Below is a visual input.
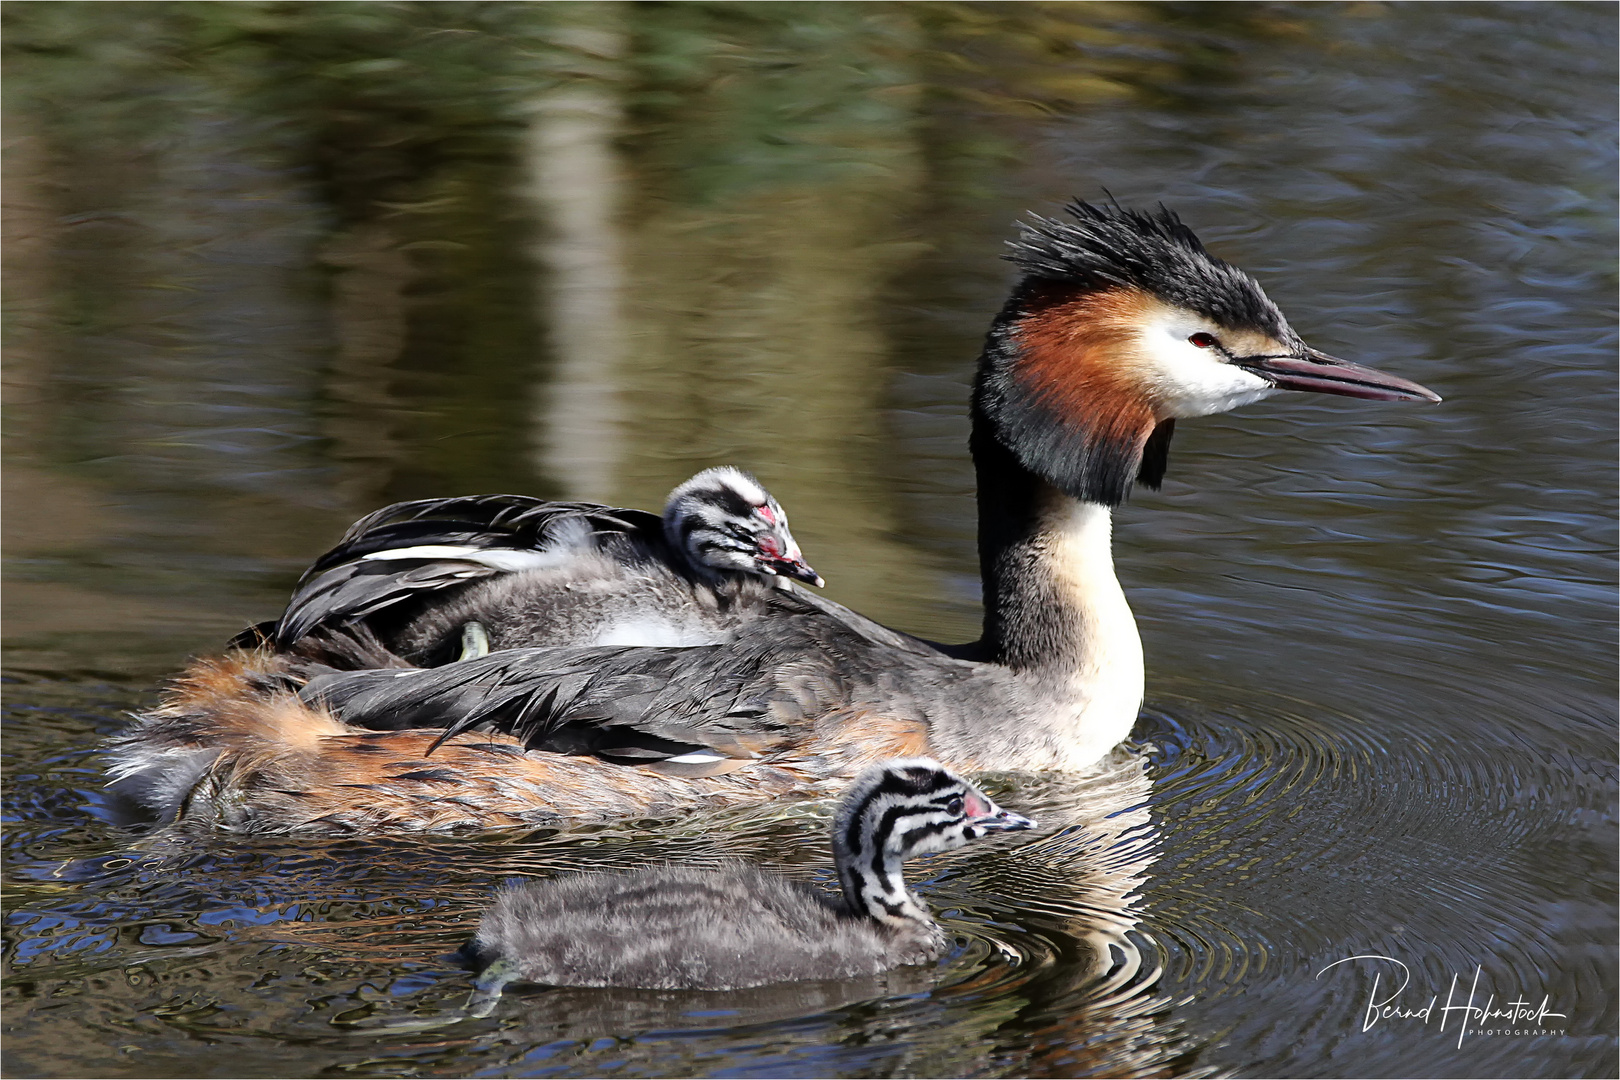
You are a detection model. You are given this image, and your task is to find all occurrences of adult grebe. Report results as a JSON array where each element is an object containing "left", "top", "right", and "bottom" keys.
[{"left": 106, "top": 201, "right": 1438, "bottom": 833}]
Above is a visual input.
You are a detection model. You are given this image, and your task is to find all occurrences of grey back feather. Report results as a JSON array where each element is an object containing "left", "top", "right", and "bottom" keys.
[
  {"left": 265, "top": 471, "right": 813, "bottom": 667},
  {"left": 467, "top": 864, "right": 939, "bottom": 991}
]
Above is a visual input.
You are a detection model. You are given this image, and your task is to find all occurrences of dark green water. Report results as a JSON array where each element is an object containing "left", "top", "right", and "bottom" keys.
[{"left": 3, "top": 3, "right": 1614, "bottom": 1077}]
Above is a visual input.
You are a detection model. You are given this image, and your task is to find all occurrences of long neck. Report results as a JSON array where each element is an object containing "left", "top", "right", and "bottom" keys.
[
  {"left": 835, "top": 835, "right": 929, "bottom": 929},
  {"left": 966, "top": 421, "right": 1144, "bottom": 755}
]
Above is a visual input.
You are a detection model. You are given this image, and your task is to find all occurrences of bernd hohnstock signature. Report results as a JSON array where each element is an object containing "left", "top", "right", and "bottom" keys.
[{"left": 1316, "top": 954, "right": 1566, "bottom": 1049}]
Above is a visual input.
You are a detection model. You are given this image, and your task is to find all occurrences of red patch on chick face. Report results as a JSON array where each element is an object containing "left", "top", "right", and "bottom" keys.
[{"left": 964, "top": 792, "right": 990, "bottom": 819}]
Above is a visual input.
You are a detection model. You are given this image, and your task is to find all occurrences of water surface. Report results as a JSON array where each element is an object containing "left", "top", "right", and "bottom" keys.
[{"left": 4, "top": 4, "right": 1614, "bottom": 1077}]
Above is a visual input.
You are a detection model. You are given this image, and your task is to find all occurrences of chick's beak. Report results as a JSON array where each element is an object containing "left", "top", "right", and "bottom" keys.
[
  {"left": 972, "top": 805, "right": 1037, "bottom": 833},
  {"left": 755, "top": 530, "right": 825, "bottom": 588},
  {"left": 1240, "top": 347, "right": 1441, "bottom": 403},
  {"left": 769, "top": 557, "right": 825, "bottom": 588}
]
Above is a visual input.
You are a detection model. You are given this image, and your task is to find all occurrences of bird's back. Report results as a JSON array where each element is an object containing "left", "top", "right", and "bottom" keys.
[
  {"left": 268, "top": 491, "right": 814, "bottom": 666},
  {"left": 465, "top": 864, "right": 944, "bottom": 991},
  {"left": 391, "top": 553, "right": 779, "bottom": 660}
]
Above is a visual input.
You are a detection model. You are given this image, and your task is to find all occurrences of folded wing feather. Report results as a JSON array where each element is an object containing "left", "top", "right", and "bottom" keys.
[{"left": 271, "top": 495, "right": 666, "bottom": 651}]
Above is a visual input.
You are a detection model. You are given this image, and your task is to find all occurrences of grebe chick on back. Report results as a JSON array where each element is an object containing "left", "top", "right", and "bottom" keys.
[
  {"left": 259, "top": 466, "right": 822, "bottom": 667},
  {"left": 458, "top": 760, "right": 1034, "bottom": 992}
]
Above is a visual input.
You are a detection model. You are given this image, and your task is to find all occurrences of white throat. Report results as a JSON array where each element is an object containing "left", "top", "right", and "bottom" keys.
[{"left": 1033, "top": 499, "right": 1145, "bottom": 768}]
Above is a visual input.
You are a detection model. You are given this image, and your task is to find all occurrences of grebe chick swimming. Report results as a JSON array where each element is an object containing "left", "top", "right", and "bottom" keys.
[
  {"left": 458, "top": 760, "right": 1034, "bottom": 992},
  {"left": 107, "top": 200, "right": 1439, "bottom": 833},
  {"left": 255, "top": 466, "right": 822, "bottom": 668}
]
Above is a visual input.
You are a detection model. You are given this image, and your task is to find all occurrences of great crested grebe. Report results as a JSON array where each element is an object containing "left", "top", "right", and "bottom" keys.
[
  {"left": 459, "top": 759, "right": 1034, "bottom": 992},
  {"left": 106, "top": 201, "right": 1438, "bottom": 833},
  {"left": 244, "top": 466, "right": 821, "bottom": 671}
]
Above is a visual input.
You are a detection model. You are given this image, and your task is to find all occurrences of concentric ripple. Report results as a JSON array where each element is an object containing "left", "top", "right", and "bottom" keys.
[{"left": 1115, "top": 686, "right": 1615, "bottom": 1078}]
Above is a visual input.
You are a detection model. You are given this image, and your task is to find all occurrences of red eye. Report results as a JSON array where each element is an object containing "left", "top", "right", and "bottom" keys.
[{"left": 1188, "top": 333, "right": 1219, "bottom": 349}]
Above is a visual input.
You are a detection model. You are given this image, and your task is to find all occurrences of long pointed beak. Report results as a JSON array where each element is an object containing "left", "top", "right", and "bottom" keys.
[
  {"left": 1241, "top": 348, "right": 1441, "bottom": 403},
  {"left": 972, "top": 807, "right": 1037, "bottom": 832}
]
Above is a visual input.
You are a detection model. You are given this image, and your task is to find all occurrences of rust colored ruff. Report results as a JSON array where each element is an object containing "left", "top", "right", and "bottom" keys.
[
  {"left": 131, "top": 652, "right": 952, "bottom": 834},
  {"left": 1012, "top": 285, "right": 1162, "bottom": 460}
]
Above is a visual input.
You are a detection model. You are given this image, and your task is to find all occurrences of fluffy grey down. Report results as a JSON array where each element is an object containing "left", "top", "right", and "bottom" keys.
[{"left": 463, "top": 864, "right": 944, "bottom": 991}]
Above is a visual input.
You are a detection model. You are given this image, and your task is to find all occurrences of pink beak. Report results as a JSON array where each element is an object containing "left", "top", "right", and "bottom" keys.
[{"left": 1239, "top": 348, "right": 1441, "bottom": 403}]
